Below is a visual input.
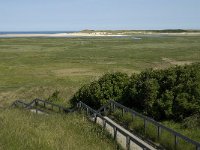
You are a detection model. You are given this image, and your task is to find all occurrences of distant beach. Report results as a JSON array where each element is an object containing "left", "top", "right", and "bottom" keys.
[
  {"left": 0, "top": 31, "right": 128, "bottom": 38},
  {"left": 0, "top": 31, "right": 200, "bottom": 38},
  {"left": 0, "top": 31, "right": 74, "bottom": 38}
]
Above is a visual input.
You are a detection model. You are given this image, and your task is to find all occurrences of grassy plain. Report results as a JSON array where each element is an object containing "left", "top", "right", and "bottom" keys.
[
  {"left": 0, "top": 36, "right": 200, "bottom": 106},
  {"left": 0, "top": 35, "right": 200, "bottom": 149}
]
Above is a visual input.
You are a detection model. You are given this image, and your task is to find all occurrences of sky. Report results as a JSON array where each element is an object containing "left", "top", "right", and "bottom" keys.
[{"left": 0, "top": 0, "right": 200, "bottom": 31}]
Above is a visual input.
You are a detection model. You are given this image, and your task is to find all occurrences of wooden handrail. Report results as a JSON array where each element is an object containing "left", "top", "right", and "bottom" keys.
[
  {"left": 107, "top": 100, "right": 200, "bottom": 149},
  {"left": 11, "top": 99, "right": 200, "bottom": 149},
  {"left": 78, "top": 101, "right": 153, "bottom": 150},
  {"left": 12, "top": 98, "right": 74, "bottom": 113}
]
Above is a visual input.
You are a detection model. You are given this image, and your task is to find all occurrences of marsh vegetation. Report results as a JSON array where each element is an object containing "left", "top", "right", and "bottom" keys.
[{"left": 0, "top": 36, "right": 200, "bottom": 149}]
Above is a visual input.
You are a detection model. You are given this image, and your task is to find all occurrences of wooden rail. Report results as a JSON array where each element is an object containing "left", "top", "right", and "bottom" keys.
[
  {"left": 77, "top": 101, "right": 153, "bottom": 150},
  {"left": 12, "top": 100, "right": 35, "bottom": 108},
  {"left": 34, "top": 98, "right": 73, "bottom": 113},
  {"left": 12, "top": 98, "right": 73, "bottom": 114},
  {"left": 105, "top": 100, "right": 200, "bottom": 150},
  {"left": 12, "top": 99, "right": 200, "bottom": 150}
]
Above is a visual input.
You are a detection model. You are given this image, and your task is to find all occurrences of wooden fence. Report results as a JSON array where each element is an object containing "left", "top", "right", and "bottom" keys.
[
  {"left": 103, "top": 100, "right": 200, "bottom": 150},
  {"left": 12, "top": 99, "right": 200, "bottom": 150},
  {"left": 12, "top": 98, "right": 73, "bottom": 114},
  {"left": 77, "top": 101, "right": 153, "bottom": 150}
]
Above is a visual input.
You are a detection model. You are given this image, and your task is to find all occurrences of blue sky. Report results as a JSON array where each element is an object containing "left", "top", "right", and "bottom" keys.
[{"left": 0, "top": 0, "right": 200, "bottom": 31}]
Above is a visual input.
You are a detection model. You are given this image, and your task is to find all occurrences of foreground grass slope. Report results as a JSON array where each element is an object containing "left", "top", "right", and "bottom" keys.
[{"left": 0, "top": 109, "right": 118, "bottom": 150}]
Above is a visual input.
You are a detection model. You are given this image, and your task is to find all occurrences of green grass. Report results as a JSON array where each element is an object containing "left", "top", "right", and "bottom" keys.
[
  {"left": 1, "top": 36, "right": 200, "bottom": 107},
  {"left": 0, "top": 108, "right": 119, "bottom": 150},
  {"left": 0, "top": 36, "right": 200, "bottom": 149}
]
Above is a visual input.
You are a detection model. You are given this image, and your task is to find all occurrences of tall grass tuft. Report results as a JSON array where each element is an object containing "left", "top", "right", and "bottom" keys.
[{"left": 0, "top": 108, "right": 119, "bottom": 150}]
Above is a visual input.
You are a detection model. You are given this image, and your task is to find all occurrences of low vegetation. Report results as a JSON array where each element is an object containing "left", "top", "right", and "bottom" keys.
[
  {"left": 1, "top": 36, "right": 200, "bottom": 107},
  {"left": 71, "top": 72, "right": 129, "bottom": 109},
  {"left": 0, "top": 109, "right": 119, "bottom": 150},
  {"left": 0, "top": 36, "right": 200, "bottom": 149},
  {"left": 71, "top": 63, "right": 200, "bottom": 148},
  {"left": 72, "top": 63, "right": 200, "bottom": 122}
]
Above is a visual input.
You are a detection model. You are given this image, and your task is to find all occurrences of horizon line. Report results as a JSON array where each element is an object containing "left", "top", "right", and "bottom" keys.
[{"left": 1, "top": 29, "right": 200, "bottom": 32}]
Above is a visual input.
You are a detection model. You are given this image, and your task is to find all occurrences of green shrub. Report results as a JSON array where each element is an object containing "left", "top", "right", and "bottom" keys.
[
  {"left": 70, "top": 81, "right": 102, "bottom": 108},
  {"left": 126, "top": 63, "right": 200, "bottom": 120},
  {"left": 70, "top": 72, "right": 129, "bottom": 109},
  {"left": 71, "top": 63, "right": 200, "bottom": 121},
  {"left": 182, "top": 113, "right": 200, "bottom": 128},
  {"left": 124, "top": 70, "right": 160, "bottom": 116},
  {"left": 47, "top": 90, "right": 61, "bottom": 102}
]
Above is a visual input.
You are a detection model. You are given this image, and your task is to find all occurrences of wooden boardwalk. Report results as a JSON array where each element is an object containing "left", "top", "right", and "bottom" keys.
[
  {"left": 96, "top": 116, "right": 157, "bottom": 150},
  {"left": 12, "top": 99, "right": 200, "bottom": 150}
]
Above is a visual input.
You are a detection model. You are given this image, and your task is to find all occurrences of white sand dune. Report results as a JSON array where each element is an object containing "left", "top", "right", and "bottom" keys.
[
  {"left": 0, "top": 32, "right": 128, "bottom": 38},
  {"left": 1, "top": 31, "right": 200, "bottom": 38}
]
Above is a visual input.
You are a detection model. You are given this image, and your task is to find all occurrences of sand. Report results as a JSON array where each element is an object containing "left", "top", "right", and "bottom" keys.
[
  {"left": 0, "top": 32, "right": 128, "bottom": 38},
  {"left": 1, "top": 31, "right": 200, "bottom": 38}
]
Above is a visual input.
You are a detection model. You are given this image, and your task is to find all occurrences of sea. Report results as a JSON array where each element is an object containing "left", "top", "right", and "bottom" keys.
[{"left": 0, "top": 31, "right": 77, "bottom": 35}]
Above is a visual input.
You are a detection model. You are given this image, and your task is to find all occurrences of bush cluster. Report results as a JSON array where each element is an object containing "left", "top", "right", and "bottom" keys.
[
  {"left": 71, "top": 72, "right": 129, "bottom": 109},
  {"left": 125, "top": 63, "right": 200, "bottom": 120},
  {"left": 71, "top": 63, "right": 200, "bottom": 121}
]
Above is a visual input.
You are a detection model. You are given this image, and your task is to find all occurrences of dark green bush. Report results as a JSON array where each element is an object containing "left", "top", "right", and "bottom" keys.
[
  {"left": 126, "top": 63, "right": 200, "bottom": 120},
  {"left": 71, "top": 63, "right": 200, "bottom": 121},
  {"left": 123, "top": 70, "right": 160, "bottom": 116},
  {"left": 70, "top": 72, "right": 129, "bottom": 109}
]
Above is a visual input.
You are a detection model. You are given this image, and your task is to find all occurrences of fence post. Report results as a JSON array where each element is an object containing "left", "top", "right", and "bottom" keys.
[
  {"left": 104, "top": 107, "right": 106, "bottom": 115},
  {"left": 94, "top": 113, "right": 97, "bottom": 123},
  {"left": 157, "top": 126, "right": 161, "bottom": 140},
  {"left": 174, "top": 135, "right": 178, "bottom": 150},
  {"left": 35, "top": 99, "right": 38, "bottom": 107},
  {"left": 113, "top": 103, "right": 116, "bottom": 111},
  {"left": 103, "top": 120, "right": 106, "bottom": 129},
  {"left": 13, "top": 102, "right": 16, "bottom": 107},
  {"left": 77, "top": 103, "right": 80, "bottom": 111},
  {"left": 196, "top": 146, "right": 200, "bottom": 150},
  {"left": 113, "top": 127, "right": 117, "bottom": 140},
  {"left": 79, "top": 102, "right": 82, "bottom": 110},
  {"left": 122, "top": 108, "right": 124, "bottom": 116},
  {"left": 126, "top": 136, "right": 130, "bottom": 150},
  {"left": 109, "top": 103, "right": 112, "bottom": 113},
  {"left": 144, "top": 119, "right": 147, "bottom": 134},
  {"left": 132, "top": 113, "right": 135, "bottom": 121},
  {"left": 76, "top": 103, "right": 79, "bottom": 108}
]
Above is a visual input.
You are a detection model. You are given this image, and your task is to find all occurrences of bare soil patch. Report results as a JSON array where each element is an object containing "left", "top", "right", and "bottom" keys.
[
  {"left": 53, "top": 68, "right": 99, "bottom": 77},
  {"left": 162, "top": 57, "right": 192, "bottom": 65}
]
